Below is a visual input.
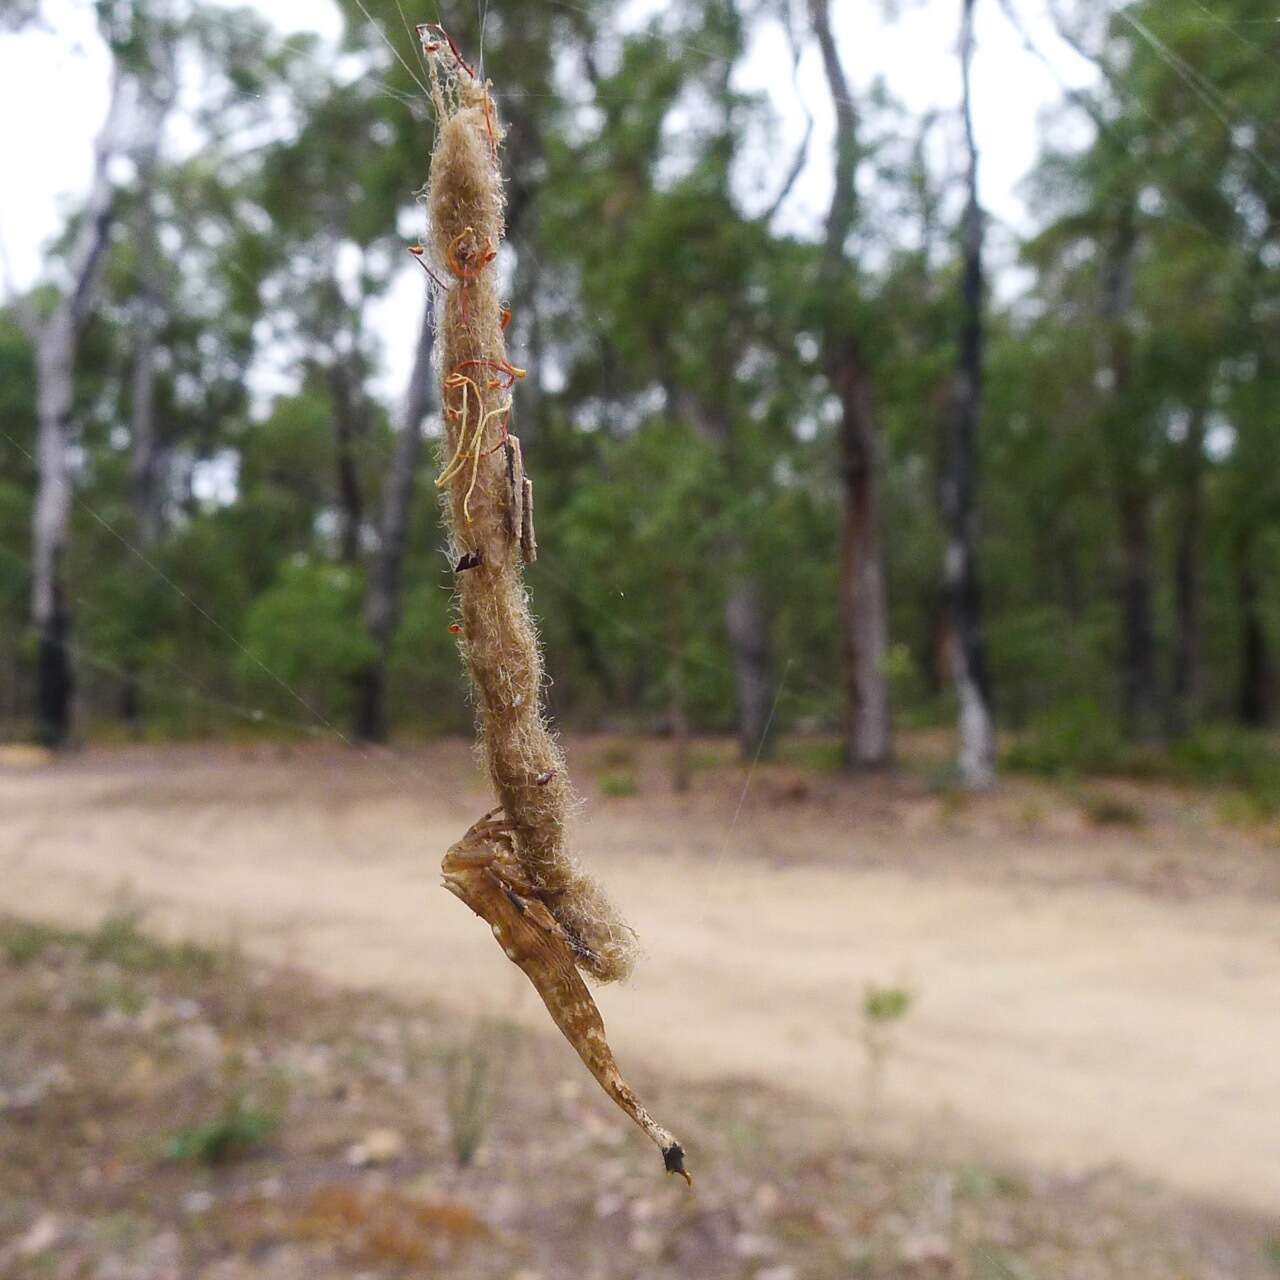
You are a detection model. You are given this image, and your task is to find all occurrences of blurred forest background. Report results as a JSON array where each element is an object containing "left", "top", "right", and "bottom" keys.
[{"left": 3, "top": 0, "right": 1279, "bottom": 794}]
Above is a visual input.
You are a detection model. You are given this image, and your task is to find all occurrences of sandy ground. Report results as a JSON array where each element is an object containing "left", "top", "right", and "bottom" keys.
[{"left": 2, "top": 740, "right": 1278, "bottom": 1218}]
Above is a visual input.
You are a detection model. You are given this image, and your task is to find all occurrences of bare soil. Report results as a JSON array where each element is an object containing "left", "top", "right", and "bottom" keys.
[{"left": 2, "top": 737, "right": 1278, "bottom": 1234}]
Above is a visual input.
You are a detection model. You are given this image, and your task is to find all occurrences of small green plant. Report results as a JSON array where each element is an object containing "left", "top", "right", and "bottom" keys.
[
  {"left": 85, "top": 907, "right": 155, "bottom": 967},
  {"left": 1004, "top": 697, "right": 1127, "bottom": 778},
  {"left": 77, "top": 975, "right": 148, "bottom": 1016},
  {"left": 0, "top": 917, "right": 74, "bottom": 966},
  {"left": 686, "top": 746, "right": 725, "bottom": 772},
  {"left": 85, "top": 906, "right": 220, "bottom": 975},
  {"left": 778, "top": 737, "right": 844, "bottom": 772},
  {"left": 1265, "top": 1236, "right": 1280, "bottom": 1269},
  {"left": 864, "top": 983, "right": 913, "bottom": 1026},
  {"left": 442, "top": 1018, "right": 518, "bottom": 1167},
  {"left": 598, "top": 769, "right": 638, "bottom": 798},
  {"left": 165, "top": 1092, "right": 278, "bottom": 1165},
  {"left": 860, "top": 981, "right": 915, "bottom": 1120}
]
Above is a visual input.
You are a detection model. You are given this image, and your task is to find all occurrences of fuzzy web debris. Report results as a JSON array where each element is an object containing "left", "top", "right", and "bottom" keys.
[{"left": 420, "top": 22, "right": 638, "bottom": 986}]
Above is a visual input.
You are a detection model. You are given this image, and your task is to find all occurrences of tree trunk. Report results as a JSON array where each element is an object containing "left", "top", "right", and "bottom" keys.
[
  {"left": 668, "top": 575, "right": 690, "bottom": 793},
  {"left": 1118, "top": 486, "right": 1159, "bottom": 738},
  {"left": 1101, "top": 205, "right": 1159, "bottom": 740},
  {"left": 31, "top": 340, "right": 74, "bottom": 748},
  {"left": 832, "top": 336, "right": 892, "bottom": 766},
  {"left": 1237, "top": 550, "right": 1270, "bottom": 727},
  {"left": 811, "top": 0, "right": 892, "bottom": 769},
  {"left": 27, "top": 70, "right": 128, "bottom": 747},
  {"left": 353, "top": 298, "right": 434, "bottom": 741},
  {"left": 129, "top": 204, "right": 163, "bottom": 548},
  {"left": 122, "top": 126, "right": 170, "bottom": 735},
  {"left": 1169, "top": 407, "right": 1205, "bottom": 734},
  {"left": 724, "top": 576, "right": 774, "bottom": 758},
  {"left": 940, "top": 0, "right": 995, "bottom": 788},
  {"left": 674, "top": 385, "right": 776, "bottom": 760},
  {"left": 329, "top": 358, "right": 366, "bottom": 566}
]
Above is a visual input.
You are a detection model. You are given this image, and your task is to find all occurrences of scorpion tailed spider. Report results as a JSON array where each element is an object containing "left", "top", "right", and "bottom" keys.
[{"left": 441, "top": 809, "right": 691, "bottom": 1184}]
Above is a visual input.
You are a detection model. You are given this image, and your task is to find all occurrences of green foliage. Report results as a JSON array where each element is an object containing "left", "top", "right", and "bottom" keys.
[
  {"left": 863, "top": 983, "right": 914, "bottom": 1026},
  {"left": 1004, "top": 699, "right": 1129, "bottom": 778},
  {"left": 597, "top": 769, "right": 638, "bottom": 798},
  {"left": 778, "top": 737, "right": 845, "bottom": 772},
  {"left": 76, "top": 975, "right": 148, "bottom": 1016},
  {"left": 442, "top": 1019, "right": 518, "bottom": 1168},
  {"left": 84, "top": 907, "right": 219, "bottom": 974},
  {"left": 1167, "top": 730, "right": 1280, "bottom": 818},
  {"left": 0, "top": 917, "right": 77, "bottom": 966},
  {"left": 0, "top": 909, "right": 219, "bottom": 974},
  {"left": 5, "top": 0, "right": 1280, "bottom": 769},
  {"left": 164, "top": 1093, "right": 278, "bottom": 1165},
  {"left": 238, "top": 561, "right": 376, "bottom": 722}
]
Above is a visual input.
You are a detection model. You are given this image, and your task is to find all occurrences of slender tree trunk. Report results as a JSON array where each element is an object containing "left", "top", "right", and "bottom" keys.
[
  {"left": 1170, "top": 407, "right": 1205, "bottom": 734},
  {"left": 26, "top": 71, "right": 128, "bottom": 747},
  {"left": 1237, "top": 548, "right": 1270, "bottom": 727},
  {"left": 1118, "top": 484, "right": 1158, "bottom": 737},
  {"left": 940, "top": 0, "right": 995, "bottom": 788},
  {"left": 668, "top": 573, "right": 690, "bottom": 793},
  {"left": 811, "top": 0, "right": 892, "bottom": 769},
  {"left": 122, "top": 126, "right": 170, "bottom": 735},
  {"left": 831, "top": 336, "right": 892, "bottom": 766},
  {"left": 724, "top": 576, "right": 774, "bottom": 758},
  {"left": 1055, "top": 513, "right": 1084, "bottom": 625},
  {"left": 1101, "top": 205, "right": 1159, "bottom": 740},
  {"left": 129, "top": 215, "right": 163, "bottom": 547},
  {"left": 353, "top": 298, "right": 434, "bottom": 741},
  {"left": 32, "top": 329, "right": 75, "bottom": 748},
  {"left": 329, "top": 358, "right": 366, "bottom": 566},
  {"left": 674, "top": 385, "right": 776, "bottom": 760}
]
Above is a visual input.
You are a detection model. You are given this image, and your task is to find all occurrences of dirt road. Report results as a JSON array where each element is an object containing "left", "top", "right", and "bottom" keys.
[{"left": 2, "top": 742, "right": 1277, "bottom": 1216}]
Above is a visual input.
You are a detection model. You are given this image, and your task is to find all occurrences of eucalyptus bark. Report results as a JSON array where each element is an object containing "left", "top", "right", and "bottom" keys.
[
  {"left": 328, "top": 355, "right": 367, "bottom": 566},
  {"left": 1170, "top": 407, "right": 1205, "bottom": 733},
  {"left": 128, "top": 187, "right": 163, "bottom": 551},
  {"left": 121, "top": 108, "right": 171, "bottom": 733},
  {"left": 27, "top": 71, "right": 129, "bottom": 747},
  {"left": 940, "top": 0, "right": 995, "bottom": 788},
  {"left": 668, "top": 572, "right": 691, "bottom": 793},
  {"left": 1102, "top": 207, "right": 1159, "bottom": 740},
  {"left": 353, "top": 298, "right": 434, "bottom": 741},
  {"left": 724, "top": 575, "right": 774, "bottom": 759},
  {"left": 811, "top": 0, "right": 892, "bottom": 768},
  {"left": 1237, "top": 548, "right": 1270, "bottom": 727},
  {"left": 679, "top": 389, "right": 776, "bottom": 760}
]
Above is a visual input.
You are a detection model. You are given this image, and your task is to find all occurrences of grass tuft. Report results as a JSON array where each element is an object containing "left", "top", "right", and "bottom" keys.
[
  {"left": 598, "top": 768, "right": 638, "bottom": 797},
  {"left": 164, "top": 1092, "right": 278, "bottom": 1165},
  {"left": 0, "top": 917, "right": 76, "bottom": 966}
]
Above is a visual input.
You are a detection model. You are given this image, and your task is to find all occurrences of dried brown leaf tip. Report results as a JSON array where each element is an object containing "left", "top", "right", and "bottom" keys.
[{"left": 441, "top": 811, "right": 691, "bottom": 1185}]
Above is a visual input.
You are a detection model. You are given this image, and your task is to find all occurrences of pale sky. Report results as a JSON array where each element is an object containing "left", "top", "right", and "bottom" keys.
[{"left": 0, "top": 0, "right": 1096, "bottom": 403}]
